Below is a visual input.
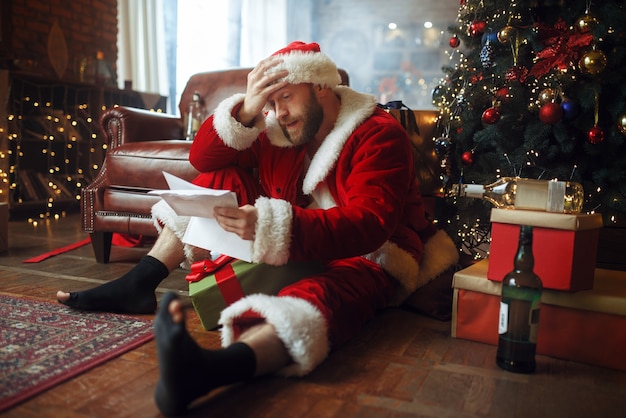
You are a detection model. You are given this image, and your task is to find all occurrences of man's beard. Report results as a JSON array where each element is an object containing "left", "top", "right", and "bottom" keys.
[{"left": 280, "top": 88, "right": 324, "bottom": 146}]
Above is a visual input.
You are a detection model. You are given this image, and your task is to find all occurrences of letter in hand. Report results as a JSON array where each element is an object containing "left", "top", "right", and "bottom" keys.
[{"left": 237, "top": 58, "right": 289, "bottom": 127}]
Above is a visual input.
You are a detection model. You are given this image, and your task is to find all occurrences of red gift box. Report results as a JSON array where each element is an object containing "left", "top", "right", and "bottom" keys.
[
  {"left": 452, "top": 260, "right": 626, "bottom": 371},
  {"left": 488, "top": 209, "right": 603, "bottom": 291}
]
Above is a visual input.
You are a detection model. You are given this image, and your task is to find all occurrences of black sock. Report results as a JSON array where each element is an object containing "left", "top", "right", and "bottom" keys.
[
  {"left": 154, "top": 292, "right": 257, "bottom": 416},
  {"left": 59, "top": 255, "right": 169, "bottom": 314}
]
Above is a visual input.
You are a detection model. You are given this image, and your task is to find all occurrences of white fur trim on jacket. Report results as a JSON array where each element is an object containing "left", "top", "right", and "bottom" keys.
[
  {"left": 307, "top": 87, "right": 376, "bottom": 194},
  {"left": 219, "top": 294, "right": 329, "bottom": 377},
  {"left": 386, "top": 230, "right": 459, "bottom": 304},
  {"left": 151, "top": 200, "right": 210, "bottom": 266},
  {"left": 213, "top": 93, "right": 266, "bottom": 150},
  {"left": 252, "top": 196, "right": 292, "bottom": 265}
]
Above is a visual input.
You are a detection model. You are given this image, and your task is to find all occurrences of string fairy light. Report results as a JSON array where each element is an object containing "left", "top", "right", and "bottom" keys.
[{"left": 4, "top": 77, "right": 165, "bottom": 220}]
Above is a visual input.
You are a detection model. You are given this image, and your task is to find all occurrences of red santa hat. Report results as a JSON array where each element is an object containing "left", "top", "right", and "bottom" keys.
[{"left": 269, "top": 41, "right": 341, "bottom": 87}]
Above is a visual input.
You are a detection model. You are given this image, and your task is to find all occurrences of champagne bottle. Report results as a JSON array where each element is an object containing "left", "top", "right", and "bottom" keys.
[
  {"left": 185, "top": 91, "right": 203, "bottom": 141},
  {"left": 496, "top": 225, "right": 543, "bottom": 373},
  {"left": 451, "top": 177, "right": 584, "bottom": 213}
]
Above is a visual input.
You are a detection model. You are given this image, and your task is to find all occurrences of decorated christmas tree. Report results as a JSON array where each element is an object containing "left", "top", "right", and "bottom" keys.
[{"left": 432, "top": 0, "right": 626, "bottom": 257}]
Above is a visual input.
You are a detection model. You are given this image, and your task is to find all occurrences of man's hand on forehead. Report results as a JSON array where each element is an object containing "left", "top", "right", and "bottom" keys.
[{"left": 237, "top": 58, "right": 289, "bottom": 126}]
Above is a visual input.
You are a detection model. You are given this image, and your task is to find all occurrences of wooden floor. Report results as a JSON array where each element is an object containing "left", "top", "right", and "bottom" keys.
[{"left": 1, "top": 211, "right": 625, "bottom": 418}]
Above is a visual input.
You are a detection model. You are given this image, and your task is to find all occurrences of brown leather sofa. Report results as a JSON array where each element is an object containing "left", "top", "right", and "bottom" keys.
[{"left": 82, "top": 68, "right": 441, "bottom": 263}]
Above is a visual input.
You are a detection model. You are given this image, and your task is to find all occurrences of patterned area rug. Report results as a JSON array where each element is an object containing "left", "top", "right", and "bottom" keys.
[{"left": 0, "top": 294, "right": 155, "bottom": 412}]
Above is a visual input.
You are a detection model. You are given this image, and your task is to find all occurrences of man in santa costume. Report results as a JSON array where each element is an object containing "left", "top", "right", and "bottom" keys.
[{"left": 57, "top": 41, "right": 458, "bottom": 415}]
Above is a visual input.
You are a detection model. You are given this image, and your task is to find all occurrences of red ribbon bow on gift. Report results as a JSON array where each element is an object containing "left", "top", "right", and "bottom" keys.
[
  {"left": 186, "top": 254, "right": 234, "bottom": 283},
  {"left": 186, "top": 254, "right": 246, "bottom": 306}
]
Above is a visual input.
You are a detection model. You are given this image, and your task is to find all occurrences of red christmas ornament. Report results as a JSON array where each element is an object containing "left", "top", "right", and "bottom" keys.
[
  {"left": 495, "top": 86, "right": 510, "bottom": 100},
  {"left": 587, "top": 126, "right": 605, "bottom": 144},
  {"left": 469, "top": 20, "right": 487, "bottom": 37},
  {"left": 482, "top": 107, "right": 501, "bottom": 124},
  {"left": 506, "top": 65, "right": 529, "bottom": 83},
  {"left": 539, "top": 102, "right": 563, "bottom": 124},
  {"left": 461, "top": 151, "right": 474, "bottom": 166},
  {"left": 449, "top": 36, "right": 460, "bottom": 48}
]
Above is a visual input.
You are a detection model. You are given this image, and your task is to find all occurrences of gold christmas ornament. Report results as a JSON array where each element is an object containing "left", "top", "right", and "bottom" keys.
[
  {"left": 576, "top": 14, "right": 599, "bottom": 33},
  {"left": 497, "top": 26, "right": 516, "bottom": 44},
  {"left": 579, "top": 49, "right": 607, "bottom": 75},
  {"left": 538, "top": 88, "right": 556, "bottom": 105},
  {"left": 618, "top": 113, "right": 626, "bottom": 135}
]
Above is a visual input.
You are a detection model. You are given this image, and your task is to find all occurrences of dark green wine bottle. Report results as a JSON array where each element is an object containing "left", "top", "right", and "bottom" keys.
[{"left": 496, "top": 225, "right": 543, "bottom": 373}]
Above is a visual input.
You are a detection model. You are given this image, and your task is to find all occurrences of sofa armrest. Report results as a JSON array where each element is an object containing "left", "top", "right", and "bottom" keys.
[{"left": 100, "top": 106, "right": 184, "bottom": 149}]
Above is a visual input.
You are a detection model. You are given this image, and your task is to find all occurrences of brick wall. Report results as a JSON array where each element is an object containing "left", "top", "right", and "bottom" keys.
[{"left": 7, "top": 0, "right": 118, "bottom": 82}]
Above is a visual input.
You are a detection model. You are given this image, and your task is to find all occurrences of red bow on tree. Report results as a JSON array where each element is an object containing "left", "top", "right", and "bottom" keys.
[{"left": 530, "top": 18, "right": 594, "bottom": 79}]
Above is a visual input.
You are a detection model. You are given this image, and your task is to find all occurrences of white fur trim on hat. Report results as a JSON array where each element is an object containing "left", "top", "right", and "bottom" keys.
[
  {"left": 252, "top": 196, "right": 293, "bottom": 265},
  {"left": 219, "top": 294, "right": 329, "bottom": 377},
  {"left": 271, "top": 50, "right": 341, "bottom": 88}
]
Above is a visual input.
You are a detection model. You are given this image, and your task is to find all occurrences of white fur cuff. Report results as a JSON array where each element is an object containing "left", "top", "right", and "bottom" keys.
[
  {"left": 252, "top": 197, "right": 292, "bottom": 265},
  {"left": 213, "top": 93, "right": 266, "bottom": 150},
  {"left": 151, "top": 199, "right": 190, "bottom": 237},
  {"left": 219, "top": 294, "right": 329, "bottom": 377}
]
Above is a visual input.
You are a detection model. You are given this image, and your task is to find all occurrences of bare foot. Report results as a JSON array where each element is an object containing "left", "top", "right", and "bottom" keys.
[{"left": 167, "top": 297, "right": 184, "bottom": 323}]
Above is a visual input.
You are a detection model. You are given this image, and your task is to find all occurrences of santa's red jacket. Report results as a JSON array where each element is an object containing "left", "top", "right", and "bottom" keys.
[{"left": 188, "top": 86, "right": 458, "bottom": 301}]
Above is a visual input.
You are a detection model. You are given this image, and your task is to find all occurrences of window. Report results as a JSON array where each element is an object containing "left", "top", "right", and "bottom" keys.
[
  {"left": 120, "top": 0, "right": 458, "bottom": 113},
  {"left": 174, "top": 1, "right": 232, "bottom": 112}
]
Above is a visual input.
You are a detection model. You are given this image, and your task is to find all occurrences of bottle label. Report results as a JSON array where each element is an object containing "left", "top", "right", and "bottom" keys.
[
  {"left": 498, "top": 301, "right": 509, "bottom": 334},
  {"left": 515, "top": 180, "right": 566, "bottom": 212},
  {"left": 463, "top": 184, "right": 486, "bottom": 198},
  {"left": 515, "top": 180, "right": 549, "bottom": 210},
  {"left": 546, "top": 181, "right": 566, "bottom": 212}
]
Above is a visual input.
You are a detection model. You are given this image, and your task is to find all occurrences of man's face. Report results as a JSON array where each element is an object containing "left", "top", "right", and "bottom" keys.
[{"left": 268, "top": 84, "right": 324, "bottom": 147}]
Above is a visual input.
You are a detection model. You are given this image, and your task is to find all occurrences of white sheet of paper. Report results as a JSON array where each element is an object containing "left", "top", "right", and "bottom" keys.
[
  {"left": 150, "top": 172, "right": 253, "bottom": 261},
  {"left": 163, "top": 171, "right": 205, "bottom": 191},
  {"left": 149, "top": 188, "right": 237, "bottom": 219},
  {"left": 183, "top": 217, "right": 252, "bottom": 262},
  {"left": 149, "top": 172, "right": 238, "bottom": 218}
]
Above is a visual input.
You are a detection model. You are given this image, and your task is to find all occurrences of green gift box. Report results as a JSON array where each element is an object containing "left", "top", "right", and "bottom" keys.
[{"left": 189, "top": 259, "right": 325, "bottom": 330}]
